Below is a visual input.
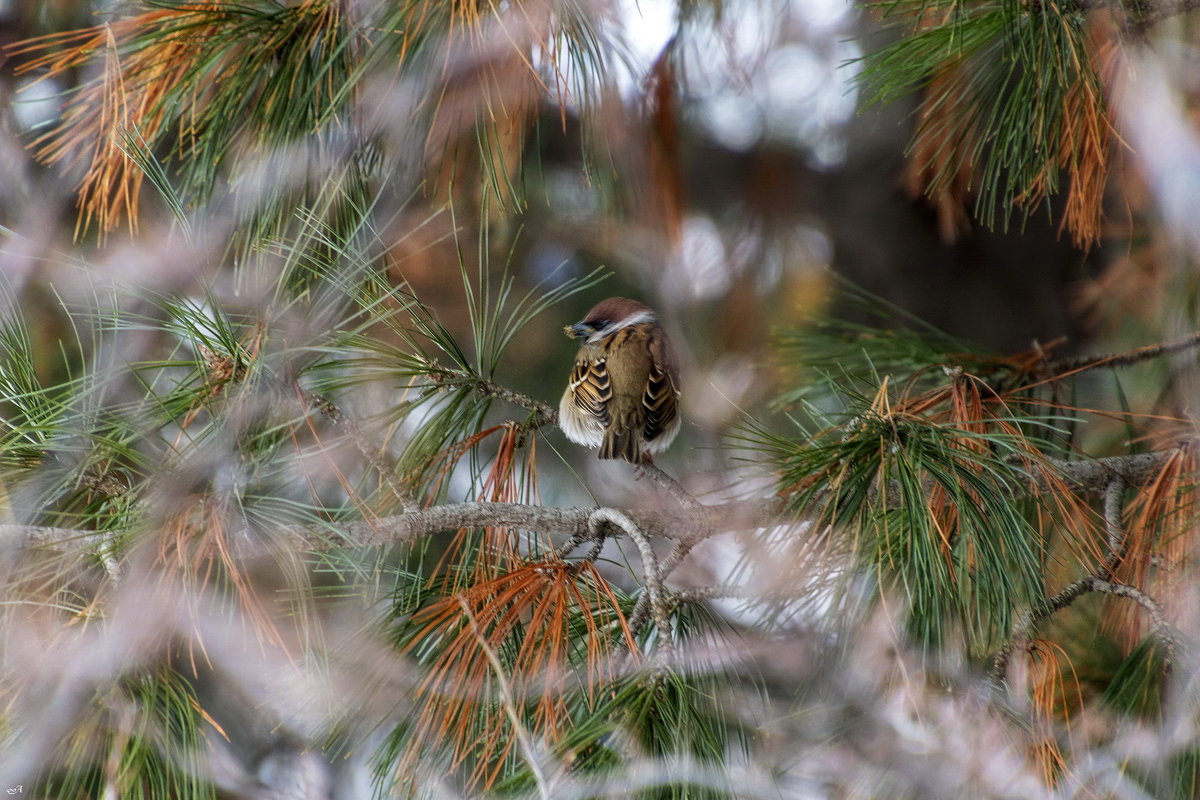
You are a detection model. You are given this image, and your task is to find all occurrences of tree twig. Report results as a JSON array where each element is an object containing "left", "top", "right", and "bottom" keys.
[
  {"left": 988, "top": 473, "right": 1183, "bottom": 688},
  {"left": 1099, "top": 476, "right": 1127, "bottom": 579},
  {"left": 624, "top": 527, "right": 715, "bottom": 642},
  {"left": 298, "top": 385, "right": 417, "bottom": 511},
  {"left": 590, "top": 509, "right": 673, "bottom": 666},
  {"left": 990, "top": 573, "right": 1182, "bottom": 688},
  {"left": 550, "top": 529, "right": 591, "bottom": 562},
  {"left": 639, "top": 460, "right": 702, "bottom": 511},
  {"left": 427, "top": 366, "right": 558, "bottom": 430},
  {"left": 4, "top": 449, "right": 1181, "bottom": 560},
  {"left": 1042, "top": 331, "right": 1200, "bottom": 378}
]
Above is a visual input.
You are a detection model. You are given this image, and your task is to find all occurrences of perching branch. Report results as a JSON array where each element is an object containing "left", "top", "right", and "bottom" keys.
[
  {"left": 639, "top": 459, "right": 703, "bottom": 512},
  {"left": 2, "top": 449, "right": 1182, "bottom": 557},
  {"left": 0, "top": 498, "right": 774, "bottom": 554}
]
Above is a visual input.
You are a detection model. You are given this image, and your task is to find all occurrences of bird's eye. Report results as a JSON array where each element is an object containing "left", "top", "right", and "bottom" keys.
[{"left": 593, "top": 319, "right": 610, "bottom": 328}]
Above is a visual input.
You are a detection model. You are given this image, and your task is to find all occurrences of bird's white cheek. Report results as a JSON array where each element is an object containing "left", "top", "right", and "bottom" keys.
[{"left": 558, "top": 390, "right": 604, "bottom": 448}]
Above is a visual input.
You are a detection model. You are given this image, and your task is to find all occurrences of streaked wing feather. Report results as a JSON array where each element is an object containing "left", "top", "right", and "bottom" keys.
[
  {"left": 642, "top": 361, "right": 679, "bottom": 443},
  {"left": 570, "top": 357, "right": 612, "bottom": 427}
]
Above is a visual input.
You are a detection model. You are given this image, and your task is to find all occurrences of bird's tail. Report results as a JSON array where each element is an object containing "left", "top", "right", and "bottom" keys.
[{"left": 600, "top": 429, "right": 642, "bottom": 463}]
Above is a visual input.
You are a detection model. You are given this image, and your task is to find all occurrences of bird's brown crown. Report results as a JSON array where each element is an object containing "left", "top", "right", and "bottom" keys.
[{"left": 581, "top": 297, "right": 654, "bottom": 327}]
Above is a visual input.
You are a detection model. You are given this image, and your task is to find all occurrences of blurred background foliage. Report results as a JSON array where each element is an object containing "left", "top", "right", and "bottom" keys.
[{"left": 0, "top": 0, "right": 1198, "bottom": 797}]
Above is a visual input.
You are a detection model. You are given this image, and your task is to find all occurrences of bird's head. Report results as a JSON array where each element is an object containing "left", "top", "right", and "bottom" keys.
[{"left": 563, "top": 297, "right": 656, "bottom": 344}]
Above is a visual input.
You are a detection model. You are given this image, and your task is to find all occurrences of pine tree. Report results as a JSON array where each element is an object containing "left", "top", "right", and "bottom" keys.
[{"left": 0, "top": 0, "right": 1198, "bottom": 797}]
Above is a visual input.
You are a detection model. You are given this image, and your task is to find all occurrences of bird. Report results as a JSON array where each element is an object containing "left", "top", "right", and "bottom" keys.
[{"left": 558, "top": 297, "right": 681, "bottom": 463}]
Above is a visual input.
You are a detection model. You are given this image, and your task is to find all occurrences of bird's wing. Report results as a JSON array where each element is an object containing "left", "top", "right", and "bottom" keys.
[
  {"left": 568, "top": 356, "right": 612, "bottom": 427},
  {"left": 642, "top": 334, "right": 680, "bottom": 443}
]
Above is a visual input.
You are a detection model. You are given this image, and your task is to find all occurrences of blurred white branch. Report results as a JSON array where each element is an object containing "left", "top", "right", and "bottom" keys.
[{"left": 2, "top": 447, "right": 1182, "bottom": 554}]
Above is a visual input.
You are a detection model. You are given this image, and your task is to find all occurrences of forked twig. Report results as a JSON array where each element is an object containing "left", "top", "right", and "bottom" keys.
[
  {"left": 589, "top": 508, "right": 673, "bottom": 665},
  {"left": 989, "top": 475, "right": 1182, "bottom": 688}
]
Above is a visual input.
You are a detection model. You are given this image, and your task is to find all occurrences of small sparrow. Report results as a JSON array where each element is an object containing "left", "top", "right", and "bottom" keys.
[{"left": 559, "top": 297, "right": 681, "bottom": 463}]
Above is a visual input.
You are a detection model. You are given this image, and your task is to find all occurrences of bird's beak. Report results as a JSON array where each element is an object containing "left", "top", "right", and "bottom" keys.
[{"left": 563, "top": 322, "right": 594, "bottom": 339}]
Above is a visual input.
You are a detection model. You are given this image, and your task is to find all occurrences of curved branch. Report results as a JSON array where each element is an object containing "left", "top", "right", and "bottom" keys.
[
  {"left": 988, "top": 471, "right": 1184, "bottom": 688},
  {"left": 988, "top": 574, "right": 1182, "bottom": 687},
  {"left": 590, "top": 508, "right": 673, "bottom": 665},
  {"left": 1099, "top": 476, "right": 1128, "bottom": 579}
]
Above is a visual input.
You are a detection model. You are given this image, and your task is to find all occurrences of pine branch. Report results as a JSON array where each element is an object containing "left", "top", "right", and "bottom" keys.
[
  {"left": 1027, "top": 0, "right": 1200, "bottom": 26},
  {"left": 4, "top": 449, "right": 1183, "bottom": 553},
  {"left": 1120, "top": 0, "right": 1200, "bottom": 33},
  {"left": 0, "top": 499, "right": 767, "bottom": 554},
  {"left": 457, "top": 596, "right": 558, "bottom": 799},
  {"left": 987, "top": 473, "right": 1185, "bottom": 688},
  {"left": 298, "top": 384, "right": 418, "bottom": 511},
  {"left": 988, "top": 573, "right": 1182, "bottom": 688},
  {"left": 426, "top": 366, "right": 558, "bottom": 429},
  {"left": 322, "top": 498, "right": 772, "bottom": 551},
  {"left": 1041, "top": 331, "right": 1200, "bottom": 378},
  {"left": 1099, "top": 476, "right": 1128, "bottom": 579},
  {"left": 640, "top": 459, "right": 702, "bottom": 511},
  {"left": 624, "top": 519, "right": 718, "bottom": 641},
  {"left": 868, "top": 449, "right": 1173, "bottom": 508},
  {"left": 1024, "top": 449, "right": 1175, "bottom": 494},
  {"left": 589, "top": 508, "right": 674, "bottom": 666}
]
